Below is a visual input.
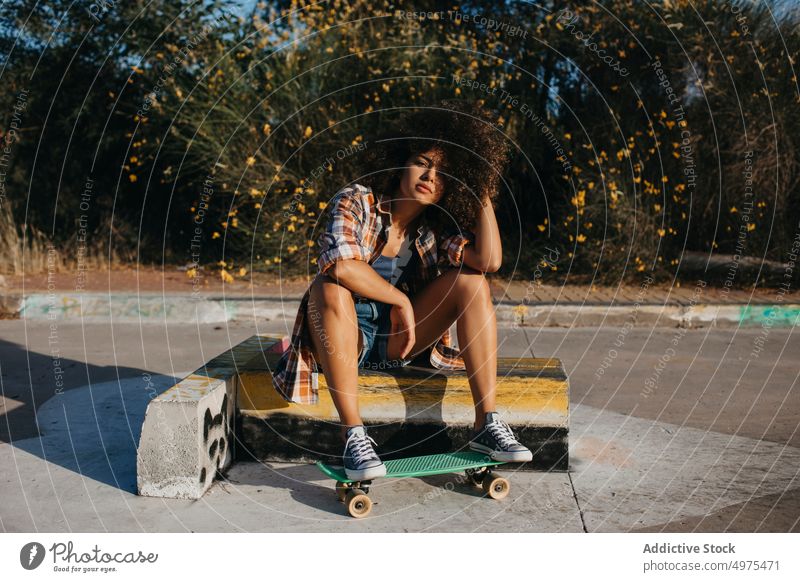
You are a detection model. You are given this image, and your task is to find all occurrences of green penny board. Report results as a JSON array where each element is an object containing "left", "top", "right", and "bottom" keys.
[{"left": 316, "top": 451, "right": 504, "bottom": 483}]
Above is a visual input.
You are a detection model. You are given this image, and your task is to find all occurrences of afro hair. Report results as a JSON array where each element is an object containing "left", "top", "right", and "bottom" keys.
[{"left": 358, "top": 99, "right": 509, "bottom": 236}]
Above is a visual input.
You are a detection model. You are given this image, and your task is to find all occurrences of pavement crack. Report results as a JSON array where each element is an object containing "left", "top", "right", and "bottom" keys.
[
  {"left": 521, "top": 326, "right": 536, "bottom": 358},
  {"left": 568, "top": 471, "right": 589, "bottom": 533}
]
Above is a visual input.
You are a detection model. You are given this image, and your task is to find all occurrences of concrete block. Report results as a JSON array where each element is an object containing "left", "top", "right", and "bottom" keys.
[
  {"left": 237, "top": 356, "right": 569, "bottom": 471},
  {"left": 136, "top": 374, "right": 233, "bottom": 499},
  {"left": 136, "top": 334, "right": 288, "bottom": 499}
]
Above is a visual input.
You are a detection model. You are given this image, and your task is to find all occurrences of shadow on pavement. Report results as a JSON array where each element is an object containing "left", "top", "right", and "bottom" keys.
[
  {"left": 225, "top": 462, "right": 346, "bottom": 517},
  {"left": 0, "top": 340, "right": 180, "bottom": 494}
]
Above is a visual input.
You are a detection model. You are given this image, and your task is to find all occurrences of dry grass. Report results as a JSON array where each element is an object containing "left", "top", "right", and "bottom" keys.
[{"left": 0, "top": 204, "right": 110, "bottom": 276}]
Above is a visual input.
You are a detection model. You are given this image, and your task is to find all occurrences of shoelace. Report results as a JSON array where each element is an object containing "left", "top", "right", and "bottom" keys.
[
  {"left": 346, "top": 432, "right": 379, "bottom": 465},
  {"left": 486, "top": 420, "right": 520, "bottom": 449}
]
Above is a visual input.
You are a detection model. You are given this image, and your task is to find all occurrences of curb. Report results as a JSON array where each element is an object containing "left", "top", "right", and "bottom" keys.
[
  {"left": 5, "top": 292, "right": 800, "bottom": 328},
  {"left": 504, "top": 302, "right": 800, "bottom": 328}
]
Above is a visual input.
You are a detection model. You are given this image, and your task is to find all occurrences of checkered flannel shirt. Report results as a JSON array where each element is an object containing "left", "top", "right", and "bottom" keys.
[{"left": 270, "top": 183, "right": 474, "bottom": 404}]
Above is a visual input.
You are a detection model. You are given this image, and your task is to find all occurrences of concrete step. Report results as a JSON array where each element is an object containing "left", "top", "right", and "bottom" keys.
[
  {"left": 136, "top": 334, "right": 288, "bottom": 499},
  {"left": 236, "top": 350, "right": 569, "bottom": 471},
  {"left": 136, "top": 333, "right": 570, "bottom": 500}
]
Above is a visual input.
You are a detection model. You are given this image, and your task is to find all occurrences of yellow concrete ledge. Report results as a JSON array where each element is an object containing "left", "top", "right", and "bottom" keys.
[{"left": 238, "top": 356, "right": 568, "bottom": 427}]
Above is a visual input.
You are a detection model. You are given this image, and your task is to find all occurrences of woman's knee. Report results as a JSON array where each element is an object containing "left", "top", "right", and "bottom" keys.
[
  {"left": 308, "top": 273, "right": 356, "bottom": 316},
  {"left": 306, "top": 276, "right": 362, "bottom": 362},
  {"left": 452, "top": 268, "right": 491, "bottom": 302},
  {"left": 446, "top": 270, "right": 490, "bottom": 315}
]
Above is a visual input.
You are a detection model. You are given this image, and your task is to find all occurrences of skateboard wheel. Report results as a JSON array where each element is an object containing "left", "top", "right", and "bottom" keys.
[
  {"left": 482, "top": 475, "right": 510, "bottom": 500},
  {"left": 345, "top": 489, "right": 372, "bottom": 518},
  {"left": 335, "top": 482, "right": 350, "bottom": 503}
]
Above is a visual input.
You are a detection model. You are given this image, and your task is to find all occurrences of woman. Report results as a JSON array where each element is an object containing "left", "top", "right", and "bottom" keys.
[{"left": 271, "top": 100, "right": 532, "bottom": 480}]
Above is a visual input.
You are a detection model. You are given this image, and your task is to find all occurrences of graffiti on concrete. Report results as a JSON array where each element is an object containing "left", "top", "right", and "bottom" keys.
[{"left": 200, "top": 393, "right": 230, "bottom": 487}]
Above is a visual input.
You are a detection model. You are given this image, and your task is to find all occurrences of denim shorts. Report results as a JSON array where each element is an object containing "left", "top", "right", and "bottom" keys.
[{"left": 354, "top": 299, "right": 411, "bottom": 370}]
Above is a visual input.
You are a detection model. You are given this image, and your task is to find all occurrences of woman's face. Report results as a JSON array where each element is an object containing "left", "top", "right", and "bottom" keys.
[{"left": 398, "top": 148, "right": 446, "bottom": 207}]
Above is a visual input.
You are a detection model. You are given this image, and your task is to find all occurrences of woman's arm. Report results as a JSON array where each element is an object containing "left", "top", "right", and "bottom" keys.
[
  {"left": 317, "top": 187, "right": 416, "bottom": 356},
  {"left": 461, "top": 198, "right": 502, "bottom": 273},
  {"left": 317, "top": 187, "right": 409, "bottom": 306}
]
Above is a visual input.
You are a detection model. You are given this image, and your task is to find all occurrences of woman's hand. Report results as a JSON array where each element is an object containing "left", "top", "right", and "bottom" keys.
[{"left": 390, "top": 298, "right": 416, "bottom": 359}]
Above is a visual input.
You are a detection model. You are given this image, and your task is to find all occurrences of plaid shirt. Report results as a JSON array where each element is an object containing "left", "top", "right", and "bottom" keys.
[{"left": 271, "top": 183, "right": 473, "bottom": 404}]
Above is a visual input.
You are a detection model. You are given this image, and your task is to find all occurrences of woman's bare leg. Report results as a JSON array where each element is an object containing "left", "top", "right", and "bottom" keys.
[
  {"left": 385, "top": 267, "right": 497, "bottom": 430},
  {"left": 306, "top": 274, "right": 364, "bottom": 437}
]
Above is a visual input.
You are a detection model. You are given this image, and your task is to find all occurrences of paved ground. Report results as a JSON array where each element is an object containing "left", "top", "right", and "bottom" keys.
[{"left": 0, "top": 318, "right": 797, "bottom": 532}]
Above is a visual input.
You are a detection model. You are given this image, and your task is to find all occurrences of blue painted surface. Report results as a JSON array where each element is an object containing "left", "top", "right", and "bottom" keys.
[{"left": 739, "top": 305, "right": 800, "bottom": 326}]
